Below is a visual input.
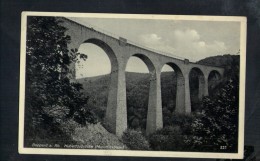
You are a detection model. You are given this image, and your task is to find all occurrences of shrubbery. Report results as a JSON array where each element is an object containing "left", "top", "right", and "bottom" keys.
[
  {"left": 73, "top": 123, "right": 128, "bottom": 150},
  {"left": 121, "top": 129, "right": 150, "bottom": 150},
  {"left": 148, "top": 126, "right": 184, "bottom": 151},
  {"left": 162, "top": 110, "right": 195, "bottom": 135},
  {"left": 73, "top": 107, "right": 98, "bottom": 125},
  {"left": 60, "top": 119, "right": 81, "bottom": 136}
]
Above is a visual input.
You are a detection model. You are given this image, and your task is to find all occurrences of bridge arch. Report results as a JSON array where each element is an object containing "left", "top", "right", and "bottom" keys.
[
  {"left": 83, "top": 38, "right": 119, "bottom": 72},
  {"left": 208, "top": 70, "right": 222, "bottom": 96},
  {"left": 77, "top": 38, "right": 126, "bottom": 135},
  {"left": 189, "top": 67, "right": 206, "bottom": 112},
  {"left": 125, "top": 53, "right": 157, "bottom": 132},
  {"left": 160, "top": 62, "right": 185, "bottom": 114},
  {"left": 130, "top": 53, "right": 156, "bottom": 72}
]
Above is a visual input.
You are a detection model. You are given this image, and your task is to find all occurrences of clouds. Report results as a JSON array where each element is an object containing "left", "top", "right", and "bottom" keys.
[
  {"left": 140, "top": 33, "right": 162, "bottom": 43},
  {"left": 139, "top": 29, "right": 228, "bottom": 61},
  {"left": 172, "top": 29, "right": 228, "bottom": 61},
  {"left": 173, "top": 29, "right": 200, "bottom": 42},
  {"left": 139, "top": 34, "right": 176, "bottom": 54},
  {"left": 72, "top": 17, "right": 240, "bottom": 62}
]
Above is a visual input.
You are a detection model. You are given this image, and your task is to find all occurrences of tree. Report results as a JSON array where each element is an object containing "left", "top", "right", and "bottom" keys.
[
  {"left": 182, "top": 55, "right": 240, "bottom": 152},
  {"left": 24, "top": 16, "right": 95, "bottom": 145},
  {"left": 186, "top": 78, "right": 239, "bottom": 152},
  {"left": 122, "top": 129, "right": 150, "bottom": 150},
  {"left": 148, "top": 126, "right": 184, "bottom": 151}
]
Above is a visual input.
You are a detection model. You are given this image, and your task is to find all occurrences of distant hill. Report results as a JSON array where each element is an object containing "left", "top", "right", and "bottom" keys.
[{"left": 197, "top": 54, "right": 240, "bottom": 67}]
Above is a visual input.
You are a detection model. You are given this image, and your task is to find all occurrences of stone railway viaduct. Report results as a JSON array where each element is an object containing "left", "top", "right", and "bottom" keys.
[{"left": 59, "top": 17, "right": 225, "bottom": 136}]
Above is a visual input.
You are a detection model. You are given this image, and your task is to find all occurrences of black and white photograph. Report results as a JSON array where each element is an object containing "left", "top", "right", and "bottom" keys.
[{"left": 18, "top": 12, "right": 246, "bottom": 159}]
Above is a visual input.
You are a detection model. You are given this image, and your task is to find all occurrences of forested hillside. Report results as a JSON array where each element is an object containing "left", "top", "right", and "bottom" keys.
[
  {"left": 76, "top": 72, "right": 177, "bottom": 129},
  {"left": 198, "top": 54, "right": 240, "bottom": 67}
]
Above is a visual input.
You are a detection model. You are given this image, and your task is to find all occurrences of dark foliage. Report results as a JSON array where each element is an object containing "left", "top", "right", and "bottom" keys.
[
  {"left": 185, "top": 78, "right": 239, "bottom": 152},
  {"left": 126, "top": 72, "right": 150, "bottom": 130},
  {"left": 148, "top": 126, "right": 184, "bottom": 151},
  {"left": 121, "top": 129, "right": 150, "bottom": 150},
  {"left": 73, "top": 107, "right": 98, "bottom": 125},
  {"left": 161, "top": 72, "right": 177, "bottom": 112},
  {"left": 24, "top": 16, "right": 96, "bottom": 146},
  {"left": 184, "top": 55, "right": 240, "bottom": 152},
  {"left": 189, "top": 70, "right": 201, "bottom": 112}
]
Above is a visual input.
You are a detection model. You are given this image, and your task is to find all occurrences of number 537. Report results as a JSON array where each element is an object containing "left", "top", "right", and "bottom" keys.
[{"left": 220, "top": 146, "right": 227, "bottom": 149}]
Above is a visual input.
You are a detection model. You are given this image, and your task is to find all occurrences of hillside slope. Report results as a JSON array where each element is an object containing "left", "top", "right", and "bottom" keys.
[
  {"left": 198, "top": 54, "right": 239, "bottom": 67},
  {"left": 72, "top": 122, "right": 127, "bottom": 149}
]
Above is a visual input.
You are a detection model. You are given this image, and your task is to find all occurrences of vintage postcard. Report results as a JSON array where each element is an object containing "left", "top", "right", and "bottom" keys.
[{"left": 19, "top": 12, "right": 246, "bottom": 159}]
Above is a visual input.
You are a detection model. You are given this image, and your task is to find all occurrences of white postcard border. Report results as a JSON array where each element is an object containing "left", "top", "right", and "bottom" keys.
[{"left": 19, "top": 11, "right": 247, "bottom": 159}]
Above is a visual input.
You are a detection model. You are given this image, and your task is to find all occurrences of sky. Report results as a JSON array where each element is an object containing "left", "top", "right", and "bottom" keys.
[{"left": 67, "top": 17, "right": 241, "bottom": 78}]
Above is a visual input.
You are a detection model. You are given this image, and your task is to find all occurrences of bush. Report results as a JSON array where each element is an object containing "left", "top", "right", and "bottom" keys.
[
  {"left": 73, "top": 107, "right": 98, "bottom": 125},
  {"left": 24, "top": 117, "right": 76, "bottom": 147},
  {"left": 60, "top": 119, "right": 81, "bottom": 136},
  {"left": 148, "top": 126, "right": 184, "bottom": 151},
  {"left": 122, "top": 129, "right": 150, "bottom": 150},
  {"left": 91, "top": 106, "right": 106, "bottom": 121},
  {"left": 162, "top": 112, "right": 195, "bottom": 135},
  {"left": 73, "top": 123, "right": 128, "bottom": 150}
]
